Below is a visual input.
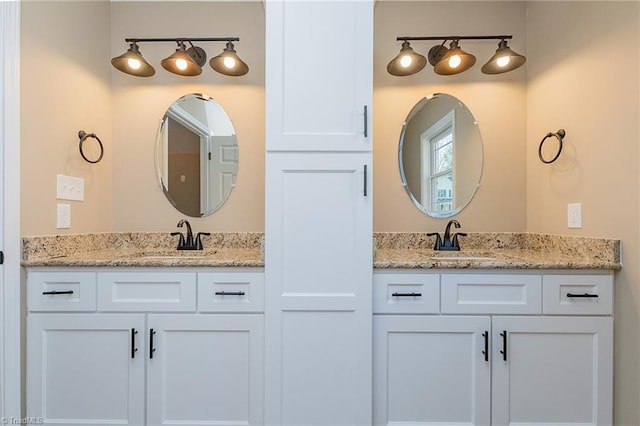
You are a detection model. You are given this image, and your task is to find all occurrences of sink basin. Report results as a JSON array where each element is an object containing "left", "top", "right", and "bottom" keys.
[
  {"left": 430, "top": 251, "right": 496, "bottom": 261},
  {"left": 135, "top": 250, "right": 218, "bottom": 260},
  {"left": 141, "top": 255, "right": 209, "bottom": 260}
]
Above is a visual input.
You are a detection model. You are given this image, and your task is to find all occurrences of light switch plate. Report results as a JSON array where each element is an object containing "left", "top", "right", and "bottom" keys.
[
  {"left": 57, "top": 174, "right": 84, "bottom": 201},
  {"left": 568, "top": 203, "right": 582, "bottom": 228},
  {"left": 57, "top": 203, "right": 71, "bottom": 229}
]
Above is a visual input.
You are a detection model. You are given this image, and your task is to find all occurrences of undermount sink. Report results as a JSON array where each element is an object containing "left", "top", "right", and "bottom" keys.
[
  {"left": 430, "top": 251, "right": 496, "bottom": 261},
  {"left": 136, "top": 250, "right": 218, "bottom": 260}
]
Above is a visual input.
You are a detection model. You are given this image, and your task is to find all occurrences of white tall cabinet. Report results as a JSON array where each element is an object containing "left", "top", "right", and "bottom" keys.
[{"left": 265, "top": 1, "right": 373, "bottom": 424}]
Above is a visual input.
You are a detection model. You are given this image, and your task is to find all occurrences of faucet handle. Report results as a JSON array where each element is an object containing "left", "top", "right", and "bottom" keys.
[
  {"left": 426, "top": 232, "right": 443, "bottom": 250},
  {"left": 195, "top": 232, "right": 211, "bottom": 250},
  {"left": 170, "top": 232, "right": 185, "bottom": 249},
  {"left": 452, "top": 232, "right": 467, "bottom": 249}
]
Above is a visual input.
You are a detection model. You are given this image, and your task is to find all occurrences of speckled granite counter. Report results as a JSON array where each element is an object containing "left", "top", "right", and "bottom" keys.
[
  {"left": 373, "top": 232, "right": 621, "bottom": 270},
  {"left": 21, "top": 232, "right": 264, "bottom": 268},
  {"left": 22, "top": 231, "right": 620, "bottom": 270}
]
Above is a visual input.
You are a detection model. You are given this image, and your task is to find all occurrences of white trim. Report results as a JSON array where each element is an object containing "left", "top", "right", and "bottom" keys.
[{"left": 1, "top": 1, "right": 22, "bottom": 419}]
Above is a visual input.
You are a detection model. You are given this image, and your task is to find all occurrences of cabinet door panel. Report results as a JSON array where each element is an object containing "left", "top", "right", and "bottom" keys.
[
  {"left": 266, "top": 0, "right": 372, "bottom": 151},
  {"left": 147, "top": 314, "right": 264, "bottom": 426},
  {"left": 27, "top": 314, "right": 145, "bottom": 426},
  {"left": 492, "top": 317, "right": 613, "bottom": 425},
  {"left": 373, "top": 316, "right": 491, "bottom": 426}
]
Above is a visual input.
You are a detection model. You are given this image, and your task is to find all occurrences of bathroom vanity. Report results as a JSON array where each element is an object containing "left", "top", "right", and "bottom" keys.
[{"left": 21, "top": 231, "right": 620, "bottom": 426}]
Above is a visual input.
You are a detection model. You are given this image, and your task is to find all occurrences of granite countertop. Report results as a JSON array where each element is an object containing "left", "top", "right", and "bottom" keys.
[
  {"left": 21, "top": 231, "right": 621, "bottom": 270},
  {"left": 373, "top": 232, "right": 621, "bottom": 270},
  {"left": 21, "top": 232, "right": 264, "bottom": 268}
]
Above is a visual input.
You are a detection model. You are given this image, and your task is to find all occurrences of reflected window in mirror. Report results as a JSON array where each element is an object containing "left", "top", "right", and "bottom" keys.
[
  {"left": 399, "top": 93, "right": 482, "bottom": 218},
  {"left": 156, "top": 93, "right": 238, "bottom": 217}
]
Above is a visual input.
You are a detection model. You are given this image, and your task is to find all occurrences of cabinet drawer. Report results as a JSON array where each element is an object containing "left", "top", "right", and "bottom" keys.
[
  {"left": 373, "top": 273, "right": 439, "bottom": 314},
  {"left": 543, "top": 274, "right": 613, "bottom": 315},
  {"left": 441, "top": 274, "right": 542, "bottom": 314},
  {"left": 27, "top": 271, "right": 97, "bottom": 312},
  {"left": 97, "top": 272, "right": 196, "bottom": 312},
  {"left": 197, "top": 272, "right": 264, "bottom": 312}
]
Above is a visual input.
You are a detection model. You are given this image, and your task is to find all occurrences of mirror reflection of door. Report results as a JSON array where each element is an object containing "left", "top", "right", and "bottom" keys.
[
  {"left": 156, "top": 93, "right": 239, "bottom": 217},
  {"left": 167, "top": 117, "right": 201, "bottom": 217}
]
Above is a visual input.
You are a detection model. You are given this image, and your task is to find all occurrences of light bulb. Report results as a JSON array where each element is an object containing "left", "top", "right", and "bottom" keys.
[
  {"left": 175, "top": 58, "right": 188, "bottom": 71},
  {"left": 448, "top": 55, "right": 461, "bottom": 68},
  {"left": 223, "top": 56, "right": 236, "bottom": 69},
  {"left": 127, "top": 58, "right": 141, "bottom": 70},
  {"left": 496, "top": 56, "right": 510, "bottom": 67},
  {"left": 400, "top": 55, "right": 412, "bottom": 68}
]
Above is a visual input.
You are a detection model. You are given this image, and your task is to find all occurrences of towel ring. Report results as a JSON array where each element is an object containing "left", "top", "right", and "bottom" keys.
[
  {"left": 78, "top": 130, "right": 104, "bottom": 164},
  {"left": 538, "top": 129, "right": 566, "bottom": 164}
]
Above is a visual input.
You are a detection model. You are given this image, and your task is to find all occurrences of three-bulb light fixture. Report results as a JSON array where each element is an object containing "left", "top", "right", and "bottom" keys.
[
  {"left": 387, "top": 35, "right": 525, "bottom": 77},
  {"left": 111, "top": 37, "right": 249, "bottom": 77}
]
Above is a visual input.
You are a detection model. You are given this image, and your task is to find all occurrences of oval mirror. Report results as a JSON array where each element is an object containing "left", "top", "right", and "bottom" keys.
[
  {"left": 399, "top": 93, "right": 483, "bottom": 218},
  {"left": 156, "top": 93, "right": 238, "bottom": 217}
]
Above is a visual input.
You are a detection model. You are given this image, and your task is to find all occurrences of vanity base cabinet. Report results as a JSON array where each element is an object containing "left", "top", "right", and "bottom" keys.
[
  {"left": 26, "top": 269, "right": 265, "bottom": 426},
  {"left": 373, "top": 315, "right": 491, "bottom": 426},
  {"left": 373, "top": 270, "right": 614, "bottom": 426},
  {"left": 27, "top": 313, "right": 146, "bottom": 426},
  {"left": 491, "top": 316, "right": 613, "bottom": 426}
]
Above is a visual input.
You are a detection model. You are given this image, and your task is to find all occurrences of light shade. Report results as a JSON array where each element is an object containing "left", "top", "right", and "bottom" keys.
[
  {"left": 209, "top": 41, "right": 249, "bottom": 76},
  {"left": 111, "top": 42, "right": 155, "bottom": 77},
  {"left": 481, "top": 39, "right": 526, "bottom": 74},
  {"left": 433, "top": 40, "right": 476, "bottom": 75},
  {"left": 386, "top": 40, "right": 427, "bottom": 76},
  {"left": 161, "top": 42, "right": 204, "bottom": 76}
]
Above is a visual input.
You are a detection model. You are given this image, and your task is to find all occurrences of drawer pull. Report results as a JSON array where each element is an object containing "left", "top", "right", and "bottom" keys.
[
  {"left": 567, "top": 292, "right": 599, "bottom": 298},
  {"left": 215, "top": 291, "right": 246, "bottom": 296},
  {"left": 500, "top": 330, "right": 508, "bottom": 361},
  {"left": 391, "top": 292, "right": 422, "bottom": 297},
  {"left": 131, "top": 328, "right": 138, "bottom": 359},
  {"left": 482, "top": 331, "right": 489, "bottom": 362},
  {"left": 150, "top": 329, "right": 156, "bottom": 359},
  {"left": 42, "top": 290, "right": 74, "bottom": 295}
]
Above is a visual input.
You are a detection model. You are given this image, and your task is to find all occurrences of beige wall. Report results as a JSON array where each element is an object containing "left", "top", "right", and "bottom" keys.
[
  {"left": 110, "top": 2, "right": 265, "bottom": 232},
  {"left": 374, "top": 1, "right": 527, "bottom": 232},
  {"left": 21, "top": 1, "right": 113, "bottom": 236},
  {"left": 525, "top": 2, "right": 640, "bottom": 424}
]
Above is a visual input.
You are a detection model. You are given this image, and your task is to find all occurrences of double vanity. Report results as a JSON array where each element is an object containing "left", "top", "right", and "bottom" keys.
[{"left": 22, "top": 230, "right": 620, "bottom": 426}]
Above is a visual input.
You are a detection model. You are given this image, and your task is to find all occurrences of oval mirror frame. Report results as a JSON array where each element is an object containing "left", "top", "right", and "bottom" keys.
[
  {"left": 155, "top": 93, "right": 239, "bottom": 217},
  {"left": 399, "top": 93, "right": 483, "bottom": 218}
]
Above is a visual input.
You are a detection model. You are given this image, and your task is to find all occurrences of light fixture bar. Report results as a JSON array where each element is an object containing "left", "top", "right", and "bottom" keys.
[
  {"left": 397, "top": 35, "right": 513, "bottom": 42},
  {"left": 124, "top": 37, "right": 239, "bottom": 43}
]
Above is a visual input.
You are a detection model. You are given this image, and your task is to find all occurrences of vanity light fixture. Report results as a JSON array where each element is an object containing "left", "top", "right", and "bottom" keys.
[
  {"left": 387, "top": 35, "right": 525, "bottom": 77},
  {"left": 111, "top": 37, "right": 249, "bottom": 77}
]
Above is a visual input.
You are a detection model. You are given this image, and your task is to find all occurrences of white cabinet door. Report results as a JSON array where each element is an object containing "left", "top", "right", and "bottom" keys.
[
  {"left": 265, "top": 152, "right": 372, "bottom": 425},
  {"left": 492, "top": 316, "right": 613, "bottom": 426},
  {"left": 265, "top": 0, "right": 373, "bottom": 151},
  {"left": 373, "top": 316, "right": 491, "bottom": 426},
  {"left": 27, "top": 314, "right": 145, "bottom": 426},
  {"left": 146, "top": 314, "right": 264, "bottom": 426}
]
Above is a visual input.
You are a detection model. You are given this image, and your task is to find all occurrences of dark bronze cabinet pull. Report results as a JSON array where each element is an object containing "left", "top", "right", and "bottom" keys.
[
  {"left": 149, "top": 329, "right": 156, "bottom": 359},
  {"left": 42, "top": 290, "right": 74, "bottom": 295},
  {"left": 482, "top": 331, "right": 489, "bottom": 362},
  {"left": 131, "top": 328, "right": 138, "bottom": 359},
  {"left": 500, "top": 330, "right": 508, "bottom": 361},
  {"left": 567, "top": 293, "right": 599, "bottom": 298},
  {"left": 215, "top": 291, "right": 246, "bottom": 296},
  {"left": 363, "top": 105, "right": 368, "bottom": 137},
  {"left": 363, "top": 164, "right": 368, "bottom": 197},
  {"left": 391, "top": 292, "right": 422, "bottom": 297}
]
